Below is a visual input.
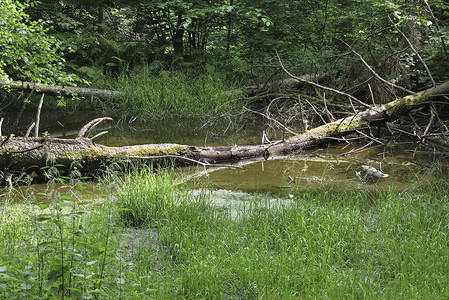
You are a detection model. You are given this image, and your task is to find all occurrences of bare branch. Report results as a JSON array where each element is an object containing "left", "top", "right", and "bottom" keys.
[
  {"left": 275, "top": 50, "right": 372, "bottom": 109},
  {"left": 25, "top": 122, "right": 35, "bottom": 138},
  {"left": 77, "top": 117, "right": 113, "bottom": 139},
  {"left": 35, "top": 94, "right": 45, "bottom": 137},
  {"left": 350, "top": 48, "right": 416, "bottom": 95},
  {"left": 244, "top": 106, "right": 299, "bottom": 136},
  {"left": 389, "top": 16, "right": 436, "bottom": 87}
]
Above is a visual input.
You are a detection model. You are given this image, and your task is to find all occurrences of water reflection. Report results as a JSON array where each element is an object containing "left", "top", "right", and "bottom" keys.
[{"left": 1, "top": 111, "right": 448, "bottom": 201}]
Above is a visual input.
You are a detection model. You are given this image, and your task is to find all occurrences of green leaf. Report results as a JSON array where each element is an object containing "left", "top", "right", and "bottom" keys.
[
  {"left": 38, "top": 241, "right": 52, "bottom": 247},
  {"left": 121, "top": 234, "right": 135, "bottom": 239},
  {"left": 46, "top": 270, "right": 61, "bottom": 287},
  {"left": 37, "top": 215, "right": 52, "bottom": 222},
  {"left": 20, "top": 283, "right": 32, "bottom": 290},
  {"left": 116, "top": 278, "right": 125, "bottom": 284}
]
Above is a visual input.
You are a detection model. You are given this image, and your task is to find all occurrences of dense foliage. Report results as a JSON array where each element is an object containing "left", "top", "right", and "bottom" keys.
[
  {"left": 1, "top": 0, "right": 449, "bottom": 113},
  {"left": 14, "top": 0, "right": 448, "bottom": 80},
  {"left": 0, "top": 0, "right": 82, "bottom": 85}
]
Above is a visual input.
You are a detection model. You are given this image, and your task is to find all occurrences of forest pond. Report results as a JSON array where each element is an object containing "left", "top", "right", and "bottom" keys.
[{"left": 2, "top": 111, "right": 449, "bottom": 203}]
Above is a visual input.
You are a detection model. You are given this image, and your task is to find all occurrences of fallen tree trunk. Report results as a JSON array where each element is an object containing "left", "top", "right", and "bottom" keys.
[
  {"left": 1, "top": 81, "right": 448, "bottom": 181},
  {"left": 0, "top": 81, "right": 123, "bottom": 99},
  {"left": 223, "top": 72, "right": 332, "bottom": 97},
  {"left": 1, "top": 73, "right": 328, "bottom": 101}
]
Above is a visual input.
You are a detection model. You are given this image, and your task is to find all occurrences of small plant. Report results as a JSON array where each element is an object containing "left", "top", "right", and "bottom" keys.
[
  {"left": 0, "top": 187, "right": 129, "bottom": 299},
  {"left": 116, "top": 168, "right": 181, "bottom": 226}
]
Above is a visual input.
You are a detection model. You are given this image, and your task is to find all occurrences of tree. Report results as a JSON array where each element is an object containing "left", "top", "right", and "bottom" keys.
[{"left": 0, "top": 0, "right": 82, "bottom": 85}]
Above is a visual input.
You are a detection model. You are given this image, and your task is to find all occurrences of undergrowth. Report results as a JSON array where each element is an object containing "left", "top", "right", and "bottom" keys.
[
  {"left": 92, "top": 65, "right": 245, "bottom": 118},
  {"left": 1, "top": 170, "right": 449, "bottom": 299}
]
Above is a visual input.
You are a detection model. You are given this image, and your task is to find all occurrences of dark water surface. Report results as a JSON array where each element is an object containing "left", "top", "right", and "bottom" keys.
[{"left": 2, "top": 111, "right": 448, "bottom": 203}]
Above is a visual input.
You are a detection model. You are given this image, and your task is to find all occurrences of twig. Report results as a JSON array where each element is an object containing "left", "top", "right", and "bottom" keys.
[
  {"left": 275, "top": 50, "right": 372, "bottom": 108},
  {"left": 25, "top": 122, "right": 36, "bottom": 138},
  {"left": 298, "top": 95, "right": 308, "bottom": 131},
  {"left": 368, "top": 83, "right": 376, "bottom": 106},
  {"left": 262, "top": 130, "right": 271, "bottom": 144},
  {"left": 348, "top": 97, "right": 357, "bottom": 113},
  {"left": 422, "top": 109, "right": 435, "bottom": 140},
  {"left": 430, "top": 104, "right": 448, "bottom": 135},
  {"left": 355, "top": 130, "right": 384, "bottom": 145},
  {"left": 12, "top": 89, "right": 35, "bottom": 133},
  {"left": 9, "top": 144, "right": 43, "bottom": 154},
  {"left": 350, "top": 47, "right": 416, "bottom": 95},
  {"left": 124, "top": 155, "right": 242, "bottom": 169},
  {"left": 77, "top": 117, "right": 113, "bottom": 139},
  {"left": 338, "top": 141, "right": 374, "bottom": 156},
  {"left": 244, "top": 107, "right": 299, "bottom": 136},
  {"left": 58, "top": 121, "right": 65, "bottom": 137},
  {"left": 90, "top": 131, "right": 108, "bottom": 141},
  {"left": 0, "top": 134, "right": 12, "bottom": 148},
  {"left": 304, "top": 98, "right": 327, "bottom": 125},
  {"left": 322, "top": 92, "right": 334, "bottom": 121},
  {"left": 0, "top": 117, "right": 3, "bottom": 136},
  {"left": 35, "top": 93, "right": 45, "bottom": 137},
  {"left": 389, "top": 16, "right": 436, "bottom": 87}
]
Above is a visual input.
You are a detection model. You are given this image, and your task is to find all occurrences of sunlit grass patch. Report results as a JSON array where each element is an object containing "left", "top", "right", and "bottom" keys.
[
  {"left": 1, "top": 170, "right": 448, "bottom": 299},
  {"left": 94, "top": 66, "right": 243, "bottom": 118},
  {"left": 114, "top": 169, "right": 449, "bottom": 298}
]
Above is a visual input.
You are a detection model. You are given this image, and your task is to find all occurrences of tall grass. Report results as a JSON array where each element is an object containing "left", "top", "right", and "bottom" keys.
[
  {"left": 115, "top": 168, "right": 182, "bottom": 227},
  {"left": 93, "top": 65, "right": 244, "bottom": 118},
  {"left": 1, "top": 170, "right": 449, "bottom": 298},
  {"left": 115, "top": 170, "right": 449, "bottom": 299}
]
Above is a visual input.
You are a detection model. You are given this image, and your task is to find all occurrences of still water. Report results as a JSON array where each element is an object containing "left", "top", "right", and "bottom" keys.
[{"left": 2, "top": 111, "right": 448, "bottom": 203}]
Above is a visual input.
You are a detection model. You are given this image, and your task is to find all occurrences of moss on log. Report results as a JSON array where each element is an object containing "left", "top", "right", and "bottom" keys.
[{"left": 1, "top": 81, "right": 448, "bottom": 180}]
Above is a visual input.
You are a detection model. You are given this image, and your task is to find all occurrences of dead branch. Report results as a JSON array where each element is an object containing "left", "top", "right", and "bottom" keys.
[
  {"left": 389, "top": 16, "right": 436, "bottom": 87},
  {"left": 244, "top": 106, "right": 299, "bottom": 136},
  {"left": 350, "top": 48, "right": 416, "bottom": 95},
  {"left": 25, "top": 122, "right": 35, "bottom": 138},
  {"left": 35, "top": 94, "right": 45, "bottom": 137},
  {"left": 0, "top": 81, "right": 124, "bottom": 99},
  {"left": 77, "top": 117, "right": 113, "bottom": 139},
  {"left": 275, "top": 50, "right": 372, "bottom": 109}
]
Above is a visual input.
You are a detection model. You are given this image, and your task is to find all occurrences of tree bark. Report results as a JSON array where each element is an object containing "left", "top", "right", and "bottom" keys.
[
  {"left": 1, "top": 81, "right": 448, "bottom": 181},
  {"left": 0, "top": 81, "right": 123, "bottom": 99}
]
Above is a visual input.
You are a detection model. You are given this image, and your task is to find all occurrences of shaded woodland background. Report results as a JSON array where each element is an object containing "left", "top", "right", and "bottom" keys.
[{"left": 1, "top": 0, "right": 449, "bottom": 151}]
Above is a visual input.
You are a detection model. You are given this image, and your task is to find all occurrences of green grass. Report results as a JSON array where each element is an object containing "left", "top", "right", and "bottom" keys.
[
  {"left": 1, "top": 170, "right": 449, "bottom": 299},
  {"left": 92, "top": 65, "right": 245, "bottom": 118},
  {"left": 1, "top": 64, "right": 247, "bottom": 117}
]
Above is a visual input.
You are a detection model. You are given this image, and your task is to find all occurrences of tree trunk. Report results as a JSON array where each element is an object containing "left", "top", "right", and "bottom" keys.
[
  {"left": 0, "top": 81, "right": 123, "bottom": 99},
  {"left": 1, "top": 72, "right": 329, "bottom": 101},
  {"left": 1, "top": 81, "right": 448, "bottom": 181}
]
